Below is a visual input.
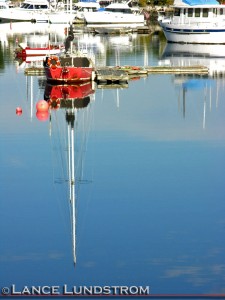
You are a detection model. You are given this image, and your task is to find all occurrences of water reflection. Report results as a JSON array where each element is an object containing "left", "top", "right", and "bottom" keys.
[
  {"left": 160, "top": 43, "right": 225, "bottom": 77},
  {"left": 41, "top": 82, "right": 95, "bottom": 265},
  {"left": 1, "top": 22, "right": 225, "bottom": 294}
]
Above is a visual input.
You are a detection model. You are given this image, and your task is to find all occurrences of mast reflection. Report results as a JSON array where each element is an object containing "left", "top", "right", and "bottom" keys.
[{"left": 44, "top": 82, "right": 95, "bottom": 265}]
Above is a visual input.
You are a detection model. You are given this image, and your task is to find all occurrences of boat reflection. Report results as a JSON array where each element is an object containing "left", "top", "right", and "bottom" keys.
[
  {"left": 44, "top": 82, "right": 95, "bottom": 108},
  {"left": 40, "top": 82, "right": 95, "bottom": 265},
  {"left": 160, "top": 43, "right": 225, "bottom": 77},
  {"left": 159, "top": 43, "right": 225, "bottom": 128}
]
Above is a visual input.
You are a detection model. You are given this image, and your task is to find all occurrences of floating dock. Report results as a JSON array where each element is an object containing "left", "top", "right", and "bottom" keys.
[
  {"left": 95, "top": 67, "right": 129, "bottom": 84},
  {"left": 24, "top": 65, "right": 209, "bottom": 80},
  {"left": 145, "top": 65, "right": 209, "bottom": 74}
]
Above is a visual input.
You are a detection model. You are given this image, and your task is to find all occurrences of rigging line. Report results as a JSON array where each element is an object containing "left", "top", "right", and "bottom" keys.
[
  {"left": 77, "top": 103, "right": 93, "bottom": 184},
  {"left": 49, "top": 113, "right": 71, "bottom": 237},
  {"left": 53, "top": 109, "right": 69, "bottom": 184}
]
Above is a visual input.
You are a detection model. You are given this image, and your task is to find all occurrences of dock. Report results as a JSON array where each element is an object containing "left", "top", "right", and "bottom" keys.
[
  {"left": 24, "top": 65, "right": 209, "bottom": 82},
  {"left": 95, "top": 67, "right": 129, "bottom": 84}
]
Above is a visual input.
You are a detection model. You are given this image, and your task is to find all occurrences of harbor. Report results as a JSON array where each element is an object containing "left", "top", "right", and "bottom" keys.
[{"left": 1, "top": 0, "right": 225, "bottom": 296}]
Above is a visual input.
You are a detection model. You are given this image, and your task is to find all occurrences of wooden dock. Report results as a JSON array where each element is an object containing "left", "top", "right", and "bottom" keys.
[
  {"left": 145, "top": 65, "right": 209, "bottom": 74},
  {"left": 24, "top": 65, "right": 209, "bottom": 81},
  {"left": 95, "top": 67, "right": 129, "bottom": 84}
]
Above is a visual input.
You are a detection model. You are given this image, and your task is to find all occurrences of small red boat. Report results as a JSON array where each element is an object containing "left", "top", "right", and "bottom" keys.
[
  {"left": 43, "top": 54, "right": 95, "bottom": 84},
  {"left": 43, "top": 25, "right": 95, "bottom": 84},
  {"left": 15, "top": 43, "right": 64, "bottom": 58},
  {"left": 44, "top": 81, "right": 95, "bottom": 110}
]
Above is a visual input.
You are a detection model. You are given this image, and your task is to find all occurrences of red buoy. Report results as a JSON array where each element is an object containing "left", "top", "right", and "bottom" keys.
[
  {"left": 36, "top": 111, "right": 49, "bottom": 122},
  {"left": 16, "top": 107, "right": 22, "bottom": 116},
  {"left": 36, "top": 100, "right": 49, "bottom": 112}
]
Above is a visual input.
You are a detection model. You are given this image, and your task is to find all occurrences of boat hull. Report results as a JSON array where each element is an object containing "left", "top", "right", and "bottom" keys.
[
  {"left": 15, "top": 46, "right": 63, "bottom": 57},
  {"left": 0, "top": 8, "right": 75, "bottom": 23},
  {"left": 44, "top": 66, "right": 94, "bottom": 83},
  {"left": 160, "top": 22, "right": 225, "bottom": 44},
  {"left": 0, "top": 9, "right": 49, "bottom": 23},
  {"left": 84, "top": 11, "right": 144, "bottom": 25}
]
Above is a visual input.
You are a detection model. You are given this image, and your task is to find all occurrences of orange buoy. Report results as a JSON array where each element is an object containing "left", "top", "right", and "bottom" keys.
[
  {"left": 36, "top": 100, "right": 49, "bottom": 112},
  {"left": 36, "top": 111, "right": 49, "bottom": 122},
  {"left": 16, "top": 107, "right": 22, "bottom": 116}
]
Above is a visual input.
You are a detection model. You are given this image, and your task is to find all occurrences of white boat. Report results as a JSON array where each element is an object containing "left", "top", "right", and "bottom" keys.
[
  {"left": 15, "top": 42, "right": 64, "bottom": 57},
  {"left": 74, "top": 0, "right": 100, "bottom": 21},
  {"left": 0, "top": 0, "right": 75, "bottom": 24},
  {"left": 158, "top": 0, "right": 225, "bottom": 44},
  {"left": 83, "top": 1, "right": 145, "bottom": 26}
]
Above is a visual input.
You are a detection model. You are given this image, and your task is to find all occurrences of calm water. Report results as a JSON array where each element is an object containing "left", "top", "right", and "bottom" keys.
[{"left": 0, "top": 22, "right": 225, "bottom": 298}]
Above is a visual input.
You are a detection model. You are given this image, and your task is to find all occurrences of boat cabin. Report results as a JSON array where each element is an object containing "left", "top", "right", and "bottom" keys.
[
  {"left": 169, "top": 0, "right": 225, "bottom": 24},
  {"left": 19, "top": 0, "right": 49, "bottom": 10},
  {"left": 103, "top": 3, "right": 133, "bottom": 14}
]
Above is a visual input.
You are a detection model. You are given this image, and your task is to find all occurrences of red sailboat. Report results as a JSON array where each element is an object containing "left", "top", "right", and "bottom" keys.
[{"left": 43, "top": 25, "right": 95, "bottom": 84}]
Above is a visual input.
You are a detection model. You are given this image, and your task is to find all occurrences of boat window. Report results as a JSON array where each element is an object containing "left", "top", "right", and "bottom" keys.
[
  {"left": 188, "top": 8, "right": 193, "bottom": 17},
  {"left": 34, "top": 4, "right": 48, "bottom": 9},
  {"left": 27, "top": 4, "right": 34, "bottom": 9},
  {"left": 105, "top": 8, "right": 131, "bottom": 13},
  {"left": 213, "top": 8, "right": 217, "bottom": 15},
  {"left": 195, "top": 8, "right": 200, "bottom": 17},
  {"left": 220, "top": 8, "right": 223, "bottom": 15},
  {"left": 202, "top": 8, "right": 208, "bottom": 17},
  {"left": 21, "top": 3, "right": 29, "bottom": 8},
  {"left": 174, "top": 8, "right": 180, "bottom": 16}
]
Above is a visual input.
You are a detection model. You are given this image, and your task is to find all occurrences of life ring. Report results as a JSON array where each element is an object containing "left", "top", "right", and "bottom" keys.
[
  {"left": 49, "top": 96, "right": 60, "bottom": 110},
  {"left": 47, "top": 56, "right": 60, "bottom": 69}
]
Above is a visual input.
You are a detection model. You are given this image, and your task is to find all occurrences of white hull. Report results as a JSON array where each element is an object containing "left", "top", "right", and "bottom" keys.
[
  {"left": 0, "top": 8, "right": 75, "bottom": 23},
  {"left": 159, "top": 22, "right": 225, "bottom": 44},
  {"left": 17, "top": 48, "right": 63, "bottom": 56},
  {"left": 84, "top": 11, "right": 144, "bottom": 24}
]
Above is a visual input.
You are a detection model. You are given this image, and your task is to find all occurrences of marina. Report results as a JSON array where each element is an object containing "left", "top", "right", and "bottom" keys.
[{"left": 1, "top": 7, "right": 225, "bottom": 297}]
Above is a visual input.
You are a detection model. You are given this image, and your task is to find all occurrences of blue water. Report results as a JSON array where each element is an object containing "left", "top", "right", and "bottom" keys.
[{"left": 0, "top": 22, "right": 225, "bottom": 298}]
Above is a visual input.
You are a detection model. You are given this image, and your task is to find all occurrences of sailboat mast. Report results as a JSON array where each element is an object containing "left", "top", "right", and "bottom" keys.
[{"left": 71, "top": 120, "right": 76, "bottom": 265}]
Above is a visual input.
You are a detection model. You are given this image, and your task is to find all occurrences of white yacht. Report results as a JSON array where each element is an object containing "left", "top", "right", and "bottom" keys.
[
  {"left": 0, "top": 0, "right": 75, "bottom": 24},
  {"left": 83, "top": 1, "right": 145, "bottom": 26},
  {"left": 158, "top": 0, "right": 225, "bottom": 44}
]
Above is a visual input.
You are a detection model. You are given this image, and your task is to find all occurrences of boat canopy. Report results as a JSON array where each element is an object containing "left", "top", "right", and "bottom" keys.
[
  {"left": 183, "top": 0, "right": 219, "bottom": 5},
  {"left": 174, "top": 0, "right": 219, "bottom": 5}
]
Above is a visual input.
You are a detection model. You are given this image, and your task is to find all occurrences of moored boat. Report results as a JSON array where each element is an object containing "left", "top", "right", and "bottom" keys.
[
  {"left": 43, "top": 54, "right": 95, "bottom": 84},
  {"left": 158, "top": 0, "right": 225, "bottom": 44},
  {"left": 43, "top": 26, "right": 95, "bottom": 84},
  {"left": 83, "top": 1, "right": 145, "bottom": 26},
  {"left": 15, "top": 42, "right": 64, "bottom": 57},
  {"left": 0, "top": 0, "right": 76, "bottom": 23}
]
